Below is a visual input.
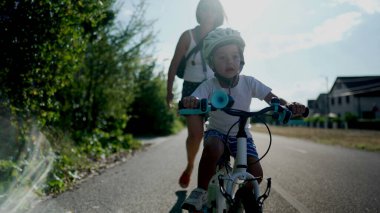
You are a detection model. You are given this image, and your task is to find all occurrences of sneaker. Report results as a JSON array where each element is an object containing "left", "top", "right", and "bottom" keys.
[
  {"left": 179, "top": 171, "right": 191, "bottom": 188},
  {"left": 181, "top": 188, "right": 208, "bottom": 211}
]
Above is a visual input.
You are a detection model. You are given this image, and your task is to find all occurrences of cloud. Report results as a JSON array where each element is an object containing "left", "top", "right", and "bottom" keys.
[
  {"left": 250, "top": 12, "right": 362, "bottom": 59},
  {"left": 333, "top": 0, "right": 380, "bottom": 14}
]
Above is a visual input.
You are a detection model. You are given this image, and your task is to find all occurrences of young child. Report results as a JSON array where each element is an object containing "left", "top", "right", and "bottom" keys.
[{"left": 181, "top": 28, "right": 306, "bottom": 211}]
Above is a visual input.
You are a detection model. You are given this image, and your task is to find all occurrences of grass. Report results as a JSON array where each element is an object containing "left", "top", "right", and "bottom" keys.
[{"left": 251, "top": 125, "right": 380, "bottom": 152}]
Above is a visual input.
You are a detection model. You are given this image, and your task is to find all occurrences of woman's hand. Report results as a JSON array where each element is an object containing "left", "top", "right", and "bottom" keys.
[{"left": 166, "top": 92, "right": 174, "bottom": 108}]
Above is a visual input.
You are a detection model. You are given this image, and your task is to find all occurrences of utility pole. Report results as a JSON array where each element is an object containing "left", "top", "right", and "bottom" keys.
[
  {"left": 325, "top": 76, "right": 329, "bottom": 128},
  {"left": 321, "top": 76, "right": 329, "bottom": 129}
]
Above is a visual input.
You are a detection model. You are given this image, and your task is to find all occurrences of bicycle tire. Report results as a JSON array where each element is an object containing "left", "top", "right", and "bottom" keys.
[{"left": 230, "top": 186, "right": 261, "bottom": 213}]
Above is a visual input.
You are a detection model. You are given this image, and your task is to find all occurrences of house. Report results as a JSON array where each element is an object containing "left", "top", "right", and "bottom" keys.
[
  {"left": 307, "top": 93, "right": 329, "bottom": 115},
  {"left": 328, "top": 76, "right": 380, "bottom": 119}
]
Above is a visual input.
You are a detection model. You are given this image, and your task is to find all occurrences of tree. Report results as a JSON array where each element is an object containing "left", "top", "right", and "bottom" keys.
[
  {"left": 58, "top": 0, "right": 156, "bottom": 135},
  {"left": 126, "top": 65, "right": 179, "bottom": 136},
  {"left": 0, "top": 0, "right": 115, "bottom": 126}
]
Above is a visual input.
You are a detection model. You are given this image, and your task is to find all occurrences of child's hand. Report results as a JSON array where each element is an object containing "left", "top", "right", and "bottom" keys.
[
  {"left": 286, "top": 102, "right": 307, "bottom": 117},
  {"left": 181, "top": 96, "right": 200, "bottom": 108}
]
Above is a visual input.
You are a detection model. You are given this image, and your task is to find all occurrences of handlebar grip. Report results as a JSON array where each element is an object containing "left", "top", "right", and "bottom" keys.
[
  {"left": 178, "top": 100, "right": 203, "bottom": 110},
  {"left": 286, "top": 106, "right": 310, "bottom": 118},
  {"left": 178, "top": 99, "right": 210, "bottom": 115}
]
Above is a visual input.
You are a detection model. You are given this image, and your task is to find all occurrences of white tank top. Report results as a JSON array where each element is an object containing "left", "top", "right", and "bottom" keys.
[{"left": 183, "top": 30, "right": 214, "bottom": 83}]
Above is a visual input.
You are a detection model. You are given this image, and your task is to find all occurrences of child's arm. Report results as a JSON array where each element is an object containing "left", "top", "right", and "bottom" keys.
[
  {"left": 263, "top": 92, "right": 306, "bottom": 116},
  {"left": 264, "top": 92, "right": 288, "bottom": 105}
]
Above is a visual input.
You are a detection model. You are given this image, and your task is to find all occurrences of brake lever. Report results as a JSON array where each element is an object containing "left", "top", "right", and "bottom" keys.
[{"left": 270, "top": 98, "right": 293, "bottom": 124}]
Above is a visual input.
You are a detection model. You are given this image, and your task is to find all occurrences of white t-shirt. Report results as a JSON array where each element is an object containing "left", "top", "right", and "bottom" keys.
[
  {"left": 183, "top": 30, "right": 214, "bottom": 82},
  {"left": 192, "top": 75, "right": 272, "bottom": 137}
]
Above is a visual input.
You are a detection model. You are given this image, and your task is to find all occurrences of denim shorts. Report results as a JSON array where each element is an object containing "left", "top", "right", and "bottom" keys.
[
  {"left": 204, "top": 129, "right": 259, "bottom": 159},
  {"left": 182, "top": 81, "right": 202, "bottom": 98},
  {"left": 182, "top": 81, "right": 208, "bottom": 119}
]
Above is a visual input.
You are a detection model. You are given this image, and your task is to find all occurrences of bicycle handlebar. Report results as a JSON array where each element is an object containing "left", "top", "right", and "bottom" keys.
[{"left": 178, "top": 90, "right": 309, "bottom": 124}]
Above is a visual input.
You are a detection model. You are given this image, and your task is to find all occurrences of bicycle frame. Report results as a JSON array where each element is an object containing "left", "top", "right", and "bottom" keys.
[
  {"left": 207, "top": 115, "right": 270, "bottom": 213},
  {"left": 179, "top": 90, "right": 306, "bottom": 212}
]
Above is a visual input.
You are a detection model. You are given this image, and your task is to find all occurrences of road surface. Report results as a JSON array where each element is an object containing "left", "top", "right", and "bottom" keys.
[{"left": 29, "top": 129, "right": 380, "bottom": 213}]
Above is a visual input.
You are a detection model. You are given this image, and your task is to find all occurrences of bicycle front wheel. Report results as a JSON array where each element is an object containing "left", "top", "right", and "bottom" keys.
[{"left": 229, "top": 186, "right": 261, "bottom": 213}]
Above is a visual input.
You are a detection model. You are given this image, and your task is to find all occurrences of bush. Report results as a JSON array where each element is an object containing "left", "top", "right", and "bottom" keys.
[
  {"left": 126, "top": 68, "right": 181, "bottom": 136},
  {"left": 344, "top": 112, "right": 358, "bottom": 122}
]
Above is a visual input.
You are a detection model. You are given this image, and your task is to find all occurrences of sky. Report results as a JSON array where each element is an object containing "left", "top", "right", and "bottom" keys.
[{"left": 117, "top": 0, "right": 380, "bottom": 110}]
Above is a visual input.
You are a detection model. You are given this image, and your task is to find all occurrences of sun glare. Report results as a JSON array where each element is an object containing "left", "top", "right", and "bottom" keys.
[{"left": 220, "top": 0, "right": 269, "bottom": 29}]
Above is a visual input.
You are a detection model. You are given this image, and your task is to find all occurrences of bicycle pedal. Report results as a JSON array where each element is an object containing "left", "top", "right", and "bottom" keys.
[
  {"left": 184, "top": 205, "right": 207, "bottom": 213},
  {"left": 192, "top": 206, "right": 208, "bottom": 213},
  {"left": 189, "top": 208, "right": 206, "bottom": 213}
]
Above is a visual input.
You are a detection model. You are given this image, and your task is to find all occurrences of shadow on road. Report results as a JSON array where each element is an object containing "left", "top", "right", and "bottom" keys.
[{"left": 169, "top": 190, "right": 187, "bottom": 213}]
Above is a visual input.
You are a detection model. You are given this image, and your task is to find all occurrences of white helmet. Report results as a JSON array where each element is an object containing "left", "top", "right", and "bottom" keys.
[{"left": 202, "top": 27, "right": 245, "bottom": 67}]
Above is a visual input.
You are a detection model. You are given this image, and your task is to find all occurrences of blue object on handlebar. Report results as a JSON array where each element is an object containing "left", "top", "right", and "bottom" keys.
[
  {"left": 178, "top": 90, "right": 234, "bottom": 115},
  {"left": 178, "top": 98, "right": 210, "bottom": 115},
  {"left": 210, "top": 90, "right": 234, "bottom": 109}
]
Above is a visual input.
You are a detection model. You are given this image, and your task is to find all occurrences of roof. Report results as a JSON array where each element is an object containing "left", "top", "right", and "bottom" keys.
[
  {"left": 316, "top": 93, "right": 328, "bottom": 100},
  {"left": 330, "top": 76, "right": 380, "bottom": 96}
]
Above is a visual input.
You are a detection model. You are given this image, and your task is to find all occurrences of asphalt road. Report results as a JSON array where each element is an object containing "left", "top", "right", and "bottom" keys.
[{"left": 29, "top": 129, "right": 380, "bottom": 213}]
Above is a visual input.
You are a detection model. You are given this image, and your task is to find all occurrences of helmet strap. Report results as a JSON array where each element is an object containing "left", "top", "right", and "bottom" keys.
[
  {"left": 240, "top": 60, "right": 245, "bottom": 71},
  {"left": 215, "top": 72, "right": 239, "bottom": 90}
]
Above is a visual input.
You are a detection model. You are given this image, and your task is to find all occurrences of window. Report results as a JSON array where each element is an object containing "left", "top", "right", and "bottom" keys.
[
  {"left": 331, "top": 97, "right": 335, "bottom": 105},
  {"left": 346, "top": 96, "right": 350, "bottom": 104},
  {"left": 338, "top": 97, "right": 342, "bottom": 105}
]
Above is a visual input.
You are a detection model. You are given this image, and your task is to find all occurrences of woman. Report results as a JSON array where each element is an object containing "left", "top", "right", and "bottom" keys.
[{"left": 166, "top": 0, "right": 227, "bottom": 188}]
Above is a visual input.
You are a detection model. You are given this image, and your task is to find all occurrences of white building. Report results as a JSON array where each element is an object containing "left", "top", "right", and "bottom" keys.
[{"left": 329, "top": 76, "right": 380, "bottom": 119}]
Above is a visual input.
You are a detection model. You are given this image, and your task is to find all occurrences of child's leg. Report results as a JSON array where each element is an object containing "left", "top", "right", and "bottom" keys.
[
  {"left": 197, "top": 136, "right": 224, "bottom": 190},
  {"left": 247, "top": 156, "right": 263, "bottom": 184}
]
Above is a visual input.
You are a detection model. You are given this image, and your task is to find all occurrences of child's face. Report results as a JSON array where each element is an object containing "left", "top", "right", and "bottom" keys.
[{"left": 212, "top": 44, "right": 241, "bottom": 79}]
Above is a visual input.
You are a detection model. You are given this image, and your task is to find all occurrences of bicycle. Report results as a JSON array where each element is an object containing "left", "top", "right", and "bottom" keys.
[{"left": 179, "top": 90, "right": 308, "bottom": 213}]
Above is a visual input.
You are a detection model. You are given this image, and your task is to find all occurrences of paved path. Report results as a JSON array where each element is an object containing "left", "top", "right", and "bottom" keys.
[{"left": 28, "top": 129, "right": 380, "bottom": 213}]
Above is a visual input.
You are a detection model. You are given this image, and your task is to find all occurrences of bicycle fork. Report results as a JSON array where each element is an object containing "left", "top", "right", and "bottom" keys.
[{"left": 231, "top": 117, "right": 272, "bottom": 212}]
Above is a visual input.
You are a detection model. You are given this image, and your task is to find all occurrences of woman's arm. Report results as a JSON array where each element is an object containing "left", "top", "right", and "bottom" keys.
[{"left": 166, "top": 30, "right": 191, "bottom": 108}]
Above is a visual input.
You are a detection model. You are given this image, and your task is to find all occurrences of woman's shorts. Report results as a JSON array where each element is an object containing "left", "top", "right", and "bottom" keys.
[
  {"left": 182, "top": 81, "right": 202, "bottom": 98},
  {"left": 182, "top": 81, "right": 209, "bottom": 119},
  {"left": 204, "top": 129, "right": 259, "bottom": 159}
]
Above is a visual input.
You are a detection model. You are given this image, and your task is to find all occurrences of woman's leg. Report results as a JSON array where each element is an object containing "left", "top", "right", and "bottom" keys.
[
  {"left": 179, "top": 115, "right": 204, "bottom": 187},
  {"left": 197, "top": 136, "right": 224, "bottom": 190},
  {"left": 186, "top": 115, "right": 204, "bottom": 171},
  {"left": 180, "top": 81, "right": 204, "bottom": 174}
]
